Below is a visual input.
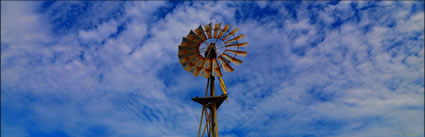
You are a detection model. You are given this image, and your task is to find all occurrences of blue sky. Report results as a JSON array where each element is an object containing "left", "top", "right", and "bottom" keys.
[{"left": 1, "top": 1, "right": 424, "bottom": 137}]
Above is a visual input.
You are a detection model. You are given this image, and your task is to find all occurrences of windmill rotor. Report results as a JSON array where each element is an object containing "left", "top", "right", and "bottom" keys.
[{"left": 178, "top": 22, "right": 248, "bottom": 79}]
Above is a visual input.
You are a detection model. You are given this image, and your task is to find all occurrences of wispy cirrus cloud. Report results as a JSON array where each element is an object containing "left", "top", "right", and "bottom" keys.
[{"left": 1, "top": 1, "right": 424, "bottom": 137}]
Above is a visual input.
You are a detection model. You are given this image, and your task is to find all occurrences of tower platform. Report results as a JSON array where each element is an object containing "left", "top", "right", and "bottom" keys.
[{"left": 192, "top": 94, "right": 228, "bottom": 109}]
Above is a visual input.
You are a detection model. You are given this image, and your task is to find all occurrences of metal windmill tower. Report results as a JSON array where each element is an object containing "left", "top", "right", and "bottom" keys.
[{"left": 178, "top": 22, "right": 247, "bottom": 137}]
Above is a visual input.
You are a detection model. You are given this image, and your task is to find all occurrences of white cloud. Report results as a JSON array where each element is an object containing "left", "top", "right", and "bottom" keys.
[
  {"left": 1, "top": 1, "right": 423, "bottom": 137},
  {"left": 78, "top": 20, "right": 119, "bottom": 42},
  {"left": 1, "top": 1, "right": 53, "bottom": 44},
  {"left": 397, "top": 12, "right": 425, "bottom": 33}
]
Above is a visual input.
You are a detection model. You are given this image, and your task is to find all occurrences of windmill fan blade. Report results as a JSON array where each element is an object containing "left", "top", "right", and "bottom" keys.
[
  {"left": 185, "top": 62, "right": 195, "bottom": 71},
  {"left": 178, "top": 50, "right": 198, "bottom": 64},
  {"left": 178, "top": 49, "right": 197, "bottom": 57},
  {"left": 218, "top": 24, "right": 230, "bottom": 39},
  {"left": 200, "top": 68, "right": 211, "bottom": 78},
  {"left": 218, "top": 56, "right": 234, "bottom": 72},
  {"left": 194, "top": 25, "right": 207, "bottom": 41},
  {"left": 222, "top": 27, "right": 238, "bottom": 41},
  {"left": 203, "top": 59, "right": 211, "bottom": 70},
  {"left": 222, "top": 63, "right": 234, "bottom": 72},
  {"left": 223, "top": 24, "right": 230, "bottom": 32},
  {"left": 188, "top": 66, "right": 200, "bottom": 76},
  {"left": 186, "top": 30, "right": 204, "bottom": 44},
  {"left": 185, "top": 55, "right": 204, "bottom": 76},
  {"left": 178, "top": 54, "right": 198, "bottom": 64},
  {"left": 221, "top": 53, "right": 243, "bottom": 65},
  {"left": 204, "top": 23, "right": 212, "bottom": 39},
  {"left": 179, "top": 56, "right": 190, "bottom": 64},
  {"left": 193, "top": 57, "right": 205, "bottom": 68},
  {"left": 181, "top": 37, "right": 200, "bottom": 47},
  {"left": 213, "top": 23, "right": 221, "bottom": 38},
  {"left": 217, "top": 24, "right": 229, "bottom": 38},
  {"left": 200, "top": 59, "right": 211, "bottom": 78},
  {"left": 195, "top": 57, "right": 206, "bottom": 67},
  {"left": 229, "top": 27, "right": 239, "bottom": 35},
  {"left": 212, "top": 58, "right": 218, "bottom": 69},
  {"left": 224, "top": 49, "right": 248, "bottom": 56},
  {"left": 224, "top": 34, "right": 245, "bottom": 44},
  {"left": 225, "top": 42, "right": 248, "bottom": 48},
  {"left": 193, "top": 58, "right": 205, "bottom": 77},
  {"left": 178, "top": 45, "right": 197, "bottom": 50},
  {"left": 218, "top": 55, "right": 228, "bottom": 66},
  {"left": 212, "top": 58, "right": 222, "bottom": 77},
  {"left": 178, "top": 46, "right": 198, "bottom": 55},
  {"left": 213, "top": 67, "right": 223, "bottom": 77},
  {"left": 178, "top": 49, "right": 197, "bottom": 60},
  {"left": 192, "top": 67, "right": 202, "bottom": 76}
]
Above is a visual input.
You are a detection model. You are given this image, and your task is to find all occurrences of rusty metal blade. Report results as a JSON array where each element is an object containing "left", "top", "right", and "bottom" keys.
[
  {"left": 185, "top": 62, "right": 195, "bottom": 71},
  {"left": 192, "top": 67, "right": 201, "bottom": 76},
  {"left": 188, "top": 54, "right": 201, "bottom": 64},
  {"left": 217, "top": 24, "right": 229, "bottom": 39},
  {"left": 225, "top": 42, "right": 248, "bottom": 48},
  {"left": 217, "top": 31, "right": 225, "bottom": 39},
  {"left": 203, "top": 58, "right": 211, "bottom": 70},
  {"left": 212, "top": 58, "right": 218, "bottom": 69},
  {"left": 178, "top": 45, "right": 197, "bottom": 51},
  {"left": 224, "top": 49, "right": 247, "bottom": 56},
  {"left": 178, "top": 50, "right": 197, "bottom": 57},
  {"left": 200, "top": 68, "right": 211, "bottom": 78},
  {"left": 222, "top": 63, "right": 234, "bottom": 72},
  {"left": 213, "top": 67, "right": 223, "bottom": 77},
  {"left": 212, "top": 58, "right": 222, "bottom": 77},
  {"left": 195, "top": 57, "right": 206, "bottom": 68},
  {"left": 229, "top": 27, "right": 238, "bottom": 35},
  {"left": 223, "top": 24, "right": 230, "bottom": 32},
  {"left": 187, "top": 30, "right": 204, "bottom": 44},
  {"left": 193, "top": 56, "right": 205, "bottom": 68},
  {"left": 224, "top": 34, "right": 245, "bottom": 44},
  {"left": 221, "top": 53, "right": 243, "bottom": 65},
  {"left": 178, "top": 51, "right": 198, "bottom": 62},
  {"left": 188, "top": 66, "right": 196, "bottom": 75},
  {"left": 200, "top": 58, "right": 212, "bottom": 78},
  {"left": 213, "top": 23, "right": 221, "bottom": 38},
  {"left": 222, "top": 27, "right": 238, "bottom": 41},
  {"left": 218, "top": 56, "right": 234, "bottom": 72},
  {"left": 218, "top": 55, "right": 228, "bottom": 66},
  {"left": 179, "top": 56, "right": 190, "bottom": 65},
  {"left": 178, "top": 47, "right": 198, "bottom": 56},
  {"left": 194, "top": 25, "right": 207, "bottom": 41},
  {"left": 179, "top": 50, "right": 198, "bottom": 61},
  {"left": 204, "top": 22, "right": 212, "bottom": 39},
  {"left": 181, "top": 37, "right": 201, "bottom": 47}
]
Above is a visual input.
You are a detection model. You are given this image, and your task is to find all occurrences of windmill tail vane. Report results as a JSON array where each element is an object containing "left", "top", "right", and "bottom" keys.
[{"left": 177, "top": 22, "right": 247, "bottom": 137}]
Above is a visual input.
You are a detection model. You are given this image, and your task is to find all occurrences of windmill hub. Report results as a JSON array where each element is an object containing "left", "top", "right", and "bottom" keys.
[
  {"left": 201, "top": 38, "right": 225, "bottom": 58},
  {"left": 205, "top": 44, "right": 217, "bottom": 59}
]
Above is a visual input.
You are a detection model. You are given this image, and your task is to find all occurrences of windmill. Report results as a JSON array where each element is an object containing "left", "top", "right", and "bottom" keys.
[{"left": 178, "top": 22, "right": 247, "bottom": 137}]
